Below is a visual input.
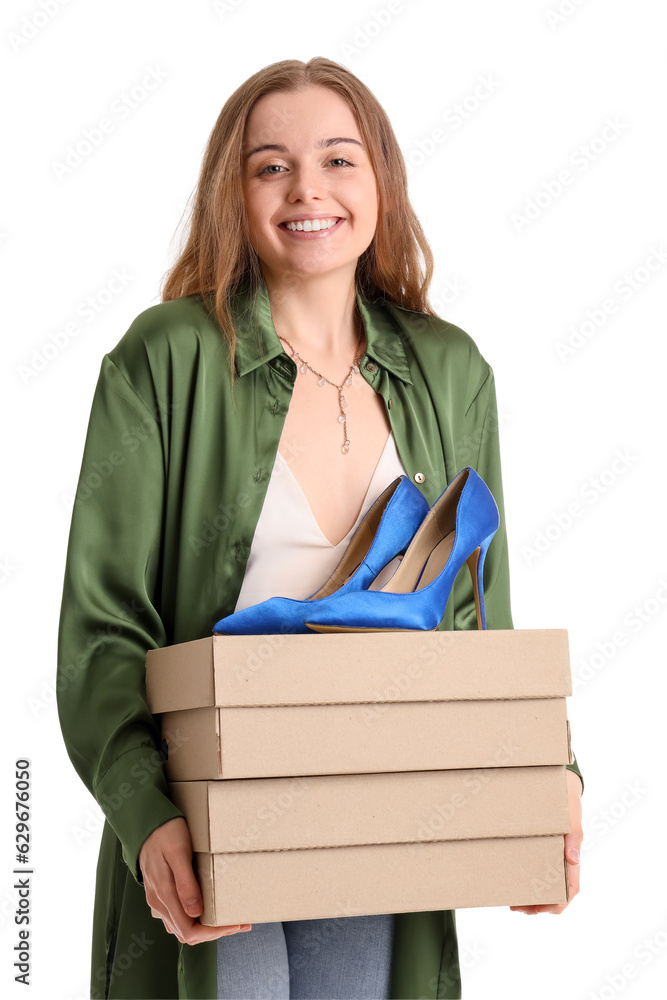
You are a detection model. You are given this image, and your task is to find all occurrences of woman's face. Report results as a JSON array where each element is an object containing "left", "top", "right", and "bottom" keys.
[{"left": 241, "top": 85, "right": 379, "bottom": 283}]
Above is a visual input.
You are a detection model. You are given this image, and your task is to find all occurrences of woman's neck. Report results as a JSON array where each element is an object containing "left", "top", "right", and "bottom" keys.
[{"left": 261, "top": 266, "right": 364, "bottom": 361}]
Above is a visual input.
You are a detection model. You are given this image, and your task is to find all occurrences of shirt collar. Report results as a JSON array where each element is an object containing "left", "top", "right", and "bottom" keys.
[{"left": 228, "top": 275, "right": 413, "bottom": 385}]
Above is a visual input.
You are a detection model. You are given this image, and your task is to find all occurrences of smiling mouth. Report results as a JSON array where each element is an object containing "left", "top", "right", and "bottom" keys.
[{"left": 280, "top": 217, "right": 342, "bottom": 232}]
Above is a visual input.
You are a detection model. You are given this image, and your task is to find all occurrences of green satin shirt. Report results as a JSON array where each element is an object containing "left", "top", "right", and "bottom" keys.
[{"left": 56, "top": 274, "right": 583, "bottom": 999}]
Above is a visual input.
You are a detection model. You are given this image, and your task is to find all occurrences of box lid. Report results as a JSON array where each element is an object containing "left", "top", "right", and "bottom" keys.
[
  {"left": 146, "top": 629, "right": 572, "bottom": 714},
  {"left": 169, "top": 764, "right": 571, "bottom": 853}
]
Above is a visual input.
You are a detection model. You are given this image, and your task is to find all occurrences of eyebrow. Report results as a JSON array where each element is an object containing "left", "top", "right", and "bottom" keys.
[{"left": 244, "top": 137, "right": 365, "bottom": 160}]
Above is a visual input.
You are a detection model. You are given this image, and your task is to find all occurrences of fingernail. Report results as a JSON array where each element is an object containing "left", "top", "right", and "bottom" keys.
[{"left": 568, "top": 848, "right": 580, "bottom": 863}]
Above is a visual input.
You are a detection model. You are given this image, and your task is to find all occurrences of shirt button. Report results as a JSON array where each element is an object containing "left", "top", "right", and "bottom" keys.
[
  {"left": 387, "top": 398, "right": 393, "bottom": 409},
  {"left": 365, "top": 362, "right": 377, "bottom": 373},
  {"left": 414, "top": 472, "right": 426, "bottom": 484}
]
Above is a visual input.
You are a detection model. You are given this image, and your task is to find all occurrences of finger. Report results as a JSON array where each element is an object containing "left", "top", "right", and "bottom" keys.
[
  {"left": 156, "top": 876, "right": 197, "bottom": 939},
  {"left": 566, "top": 854, "right": 580, "bottom": 900},
  {"left": 152, "top": 867, "right": 251, "bottom": 943},
  {"left": 153, "top": 902, "right": 252, "bottom": 943},
  {"left": 563, "top": 828, "right": 583, "bottom": 865},
  {"left": 565, "top": 836, "right": 581, "bottom": 869},
  {"left": 143, "top": 854, "right": 178, "bottom": 924},
  {"left": 169, "top": 846, "right": 204, "bottom": 919},
  {"left": 147, "top": 895, "right": 181, "bottom": 939},
  {"left": 178, "top": 922, "right": 252, "bottom": 945},
  {"left": 150, "top": 849, "right": 204, "bottom": 939},
  {"left": 510, "top": 903, "right": 565, "bottom": 915},
  {"left": 159, "top": 912, "right": 179, "bottom": 938},
  {"left": 563, "top": 826, "right": 581, "bottom": 901},
  {"left": 157, "top": 873, "right": 249, "bottom": 943}
]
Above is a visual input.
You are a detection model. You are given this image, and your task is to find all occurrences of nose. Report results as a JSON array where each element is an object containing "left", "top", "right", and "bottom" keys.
[{"left": 286, "top": 161, "right": 327, "bottom": 204}]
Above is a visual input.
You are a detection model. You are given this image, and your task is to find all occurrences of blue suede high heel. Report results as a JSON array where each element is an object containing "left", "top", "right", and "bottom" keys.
[
  {"left": 211, "top": 475, "right": 430, "bottom": 635},
  {"left": 303, "top": 467, "right": 499, "bottom": 633}
]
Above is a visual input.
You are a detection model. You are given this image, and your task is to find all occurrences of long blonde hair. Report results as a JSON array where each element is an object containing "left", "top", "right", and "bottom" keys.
[{"left": 160, "top": 57, "right": 436, "bottom": 388}]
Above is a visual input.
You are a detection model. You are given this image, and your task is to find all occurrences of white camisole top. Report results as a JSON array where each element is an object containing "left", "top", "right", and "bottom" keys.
[{"left": 233, "top": 430, "right": 410, "bottom": 612}]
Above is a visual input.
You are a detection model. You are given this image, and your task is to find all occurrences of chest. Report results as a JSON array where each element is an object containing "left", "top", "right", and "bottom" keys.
[{"left": 277, "top": 365, "right": 392, "bottom": 546}]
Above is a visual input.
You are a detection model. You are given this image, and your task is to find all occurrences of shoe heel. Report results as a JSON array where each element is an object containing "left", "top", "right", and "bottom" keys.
[
  {"left": 466, "top": 533, "right": 494, "bottom": 630},
  {"left": 303, "top": 467, "right": 500, "bottom": 635}
]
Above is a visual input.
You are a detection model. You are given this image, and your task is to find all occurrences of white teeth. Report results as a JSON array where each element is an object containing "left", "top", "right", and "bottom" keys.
[{"left": 284, "top": 218, "right": 339, "bottom": 232}]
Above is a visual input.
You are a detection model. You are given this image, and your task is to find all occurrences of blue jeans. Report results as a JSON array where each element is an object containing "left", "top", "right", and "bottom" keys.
[{"left": 216, "top": 914, "right": 395, "bottom": 999}]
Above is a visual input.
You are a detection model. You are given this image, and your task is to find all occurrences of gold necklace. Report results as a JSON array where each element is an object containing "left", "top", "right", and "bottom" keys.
[{"left": 277, "top": 313, "right": 365, "bottom": 455}]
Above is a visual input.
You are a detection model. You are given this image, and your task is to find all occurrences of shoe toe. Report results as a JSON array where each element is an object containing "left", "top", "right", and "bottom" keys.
[{"left": 212, "top": 596, "right": 310, "bottom": 635}]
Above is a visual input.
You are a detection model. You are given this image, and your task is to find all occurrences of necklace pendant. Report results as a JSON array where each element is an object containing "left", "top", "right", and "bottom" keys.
[
  {"left": 300, "top": 364, "right": 307, "bottom": 373},
  {"left": 345, "top": 376, "right": 352, "bottom": 387},
  {"left": 341, "top": 439, "right": 350, "bottom": 455},
  {"left": 318, "top": 377, "right": 327, "bottom": 387},
  {"left": 351, "top": 364, "right": 360, "bottom": 374},
  {"left": 337, "top": 414, "right": 345, "bottom": 423}
]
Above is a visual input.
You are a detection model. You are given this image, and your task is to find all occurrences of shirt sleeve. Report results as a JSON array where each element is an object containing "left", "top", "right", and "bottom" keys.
[
  {"left": 454, "top": 365, "right": 584, "bottom": 794},
  {"left": 56, "top": 353, "right": 186, "bottom": 885}
]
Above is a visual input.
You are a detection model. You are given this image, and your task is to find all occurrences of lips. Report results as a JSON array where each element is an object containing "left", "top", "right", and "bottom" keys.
[{"left": 278, "top": 217, "right": 346, "bottom": 240}]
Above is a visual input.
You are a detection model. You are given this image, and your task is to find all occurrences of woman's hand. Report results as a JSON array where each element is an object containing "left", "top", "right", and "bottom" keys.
[
  {"left": 510, "top": 768, "right": 583, "bottom": 915},
  {"left": 139, "top": 817, "right": 252, "bottom": 943}
]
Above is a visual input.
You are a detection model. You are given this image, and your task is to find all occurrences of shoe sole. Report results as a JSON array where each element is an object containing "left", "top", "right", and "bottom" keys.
[{"left": 304, "top": 623, "right": 437, "bottom": 633}]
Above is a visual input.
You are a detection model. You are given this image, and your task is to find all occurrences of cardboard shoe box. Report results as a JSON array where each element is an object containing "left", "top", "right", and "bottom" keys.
[
  {"left": 164, "top": 765, "right": 571, "bottom": 925},
  {"left": 144, "top": 628, "right": 575, "bottom": 923},
  {"left": 145, "top": 629, "right": 573, "bottom": 781}
]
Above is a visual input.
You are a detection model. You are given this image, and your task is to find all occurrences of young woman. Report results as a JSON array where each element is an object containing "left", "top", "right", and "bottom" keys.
[{"left": 57, "top": 57, "right": 584, "bottom": 1000}]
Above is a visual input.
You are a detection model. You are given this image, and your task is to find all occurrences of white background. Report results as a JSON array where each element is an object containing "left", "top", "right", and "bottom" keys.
[{"left": 2, "top": 1, "right": 666, "bottom": 998}]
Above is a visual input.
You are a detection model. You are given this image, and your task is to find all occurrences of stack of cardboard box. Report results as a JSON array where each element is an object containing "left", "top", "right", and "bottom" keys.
[{"left": 144, "top": 628, "right": 573, "bottom": 926}]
